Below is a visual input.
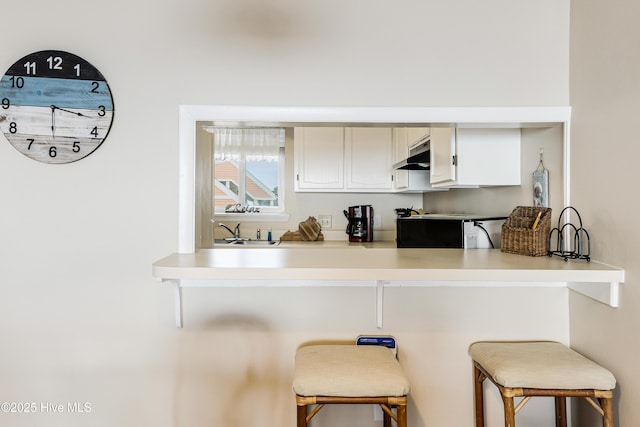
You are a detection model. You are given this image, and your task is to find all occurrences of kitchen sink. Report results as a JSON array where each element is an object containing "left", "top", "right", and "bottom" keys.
[{"left": 214, "top": 239, "right": 280, "bottom": 246}]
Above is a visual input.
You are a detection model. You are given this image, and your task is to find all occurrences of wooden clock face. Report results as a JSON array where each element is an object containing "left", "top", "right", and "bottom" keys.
[{"left": 0, "top": 50, "right": 114, "bottom": 164}]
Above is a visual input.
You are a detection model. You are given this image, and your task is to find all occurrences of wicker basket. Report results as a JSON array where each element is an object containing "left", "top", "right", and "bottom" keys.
[{"left": 500, "top": 206, "right": 552, "bottom": 256}]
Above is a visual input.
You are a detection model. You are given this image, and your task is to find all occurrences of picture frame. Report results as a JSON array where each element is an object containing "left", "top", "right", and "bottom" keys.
[{"left": 533, "top": 168, "right": 549, "bottom": 207}]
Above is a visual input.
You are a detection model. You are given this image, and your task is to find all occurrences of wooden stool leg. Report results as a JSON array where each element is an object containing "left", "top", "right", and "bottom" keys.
[
  {"left": 473, "top": 363, "right": 486, "bottom": 427},
  {"left": 297, "top": 404, "right": 307, "bottom": 427},
  {"left": 555, "top": 396, "right": 567, "bottom": 427},
  {"left": 383, "top": 406, "right": 391, "bottom": 427},
  {"left": 501, "top": 394, "right": 515, "bottom": 427},
  {"left": 396, "top": 403, "right": 407, "bottom": 427},
  {"left": 601, "top": 398, "right": 614, "bottom": 427}
]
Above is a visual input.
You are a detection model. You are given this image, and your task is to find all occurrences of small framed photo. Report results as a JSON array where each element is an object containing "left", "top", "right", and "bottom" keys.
[{"left": 533, "top": 169, "right": 549, "bottom": 207}]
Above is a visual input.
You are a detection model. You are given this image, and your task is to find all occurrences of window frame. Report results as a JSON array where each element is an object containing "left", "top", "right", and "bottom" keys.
[{"left": 213, "top": 145, "right": 285, "bottom": 214}]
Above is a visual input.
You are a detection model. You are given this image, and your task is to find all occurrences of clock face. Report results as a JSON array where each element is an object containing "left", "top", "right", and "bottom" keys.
[{"left": 0, "top": 50, "right": 114, "bottom": 164}]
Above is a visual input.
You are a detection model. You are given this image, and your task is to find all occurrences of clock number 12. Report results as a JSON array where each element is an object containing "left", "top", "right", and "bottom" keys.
[{"left": 47, "top": 56, "right": 63, "bottom": 70}]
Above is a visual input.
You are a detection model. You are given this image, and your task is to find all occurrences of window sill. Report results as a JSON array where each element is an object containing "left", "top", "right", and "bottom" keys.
[{"left": 212, "top": 213, "right": 290, "bottom": 222}]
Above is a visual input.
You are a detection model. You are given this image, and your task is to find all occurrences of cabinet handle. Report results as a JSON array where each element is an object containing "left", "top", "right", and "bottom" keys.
[{"left": 452, "top": 155, "right": 457, "bottom": 166}]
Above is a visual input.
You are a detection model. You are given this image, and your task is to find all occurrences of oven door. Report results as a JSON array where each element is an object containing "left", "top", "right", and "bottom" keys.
[{"left": 396, "top": 218, "right": 464, "bottom": 248}]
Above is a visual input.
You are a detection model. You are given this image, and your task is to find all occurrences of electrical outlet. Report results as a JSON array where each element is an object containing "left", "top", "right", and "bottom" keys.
[
  {"left": 318, "top": 215, "right": 332, "bottom": 228},
  {"left": 373, "top": 215, "right": 382, "bottom": 227}
]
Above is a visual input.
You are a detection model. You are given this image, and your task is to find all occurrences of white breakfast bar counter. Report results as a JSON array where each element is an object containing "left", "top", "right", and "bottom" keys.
[{"left": 152, "top": 243, "right": 624, "bottom": 327}]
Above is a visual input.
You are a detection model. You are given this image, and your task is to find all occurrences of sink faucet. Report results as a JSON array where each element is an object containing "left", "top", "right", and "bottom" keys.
[{"left": 219, "top": 222, "right": 240, "bottom": 239}]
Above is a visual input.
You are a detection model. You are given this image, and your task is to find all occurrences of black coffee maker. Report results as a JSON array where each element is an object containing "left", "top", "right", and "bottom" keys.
[{"left": 344, "top": 205, "right": 374, "bottom": 242}]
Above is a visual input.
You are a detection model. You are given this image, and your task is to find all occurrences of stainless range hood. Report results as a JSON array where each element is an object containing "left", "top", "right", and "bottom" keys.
[{"left": 393, "top": 135, "right": 430, "bottom": 170}]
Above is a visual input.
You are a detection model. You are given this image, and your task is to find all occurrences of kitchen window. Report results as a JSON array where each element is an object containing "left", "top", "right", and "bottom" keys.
[{"left": 205, "top": 127, "right": 285, "bottom": 214}]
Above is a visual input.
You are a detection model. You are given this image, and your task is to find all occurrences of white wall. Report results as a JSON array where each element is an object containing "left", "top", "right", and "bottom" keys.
[
  {"left": 0, "top": 1, "right": 570, "bottom": 426},
  {"left": 569, "top": 0, "right": 640, "bottom": 425}
]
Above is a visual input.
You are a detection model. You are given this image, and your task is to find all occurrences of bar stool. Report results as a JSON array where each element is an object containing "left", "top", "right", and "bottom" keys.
[
  {"left": 293, "top": 344, "right": 410, "bottom": 427},
  {"left": 469, "top": 341, "right": 616, "bottom": 427}
]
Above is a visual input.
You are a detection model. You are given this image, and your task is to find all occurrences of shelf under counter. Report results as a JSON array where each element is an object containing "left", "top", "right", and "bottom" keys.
[{"left": 152, "top": 247, "right": 624, "bottom": 328}]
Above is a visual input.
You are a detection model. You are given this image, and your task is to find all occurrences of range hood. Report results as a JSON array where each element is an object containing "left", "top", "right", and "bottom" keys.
[{"left": 393, "top": 136, "right": 430, "bottom": 170}]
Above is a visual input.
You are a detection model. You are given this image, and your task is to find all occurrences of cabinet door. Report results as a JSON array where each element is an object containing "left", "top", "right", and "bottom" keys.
[
  {"left": 345, "top": 128, "right": 393, "bottom": 190},
  {"left": 455, "top": 128, "right": 521, "bottom": 186},
  {"left": 294, "top": 127, "right": 345, "bottom": 190},
  {"left": 430, "top": 128, "right": 521, "bottom": 187},
  {"left": 392, "top": 128, "right": 410, "bottom": 190},
  {"left": 430, "top": 127, "right": 456, "bottom": 184}
]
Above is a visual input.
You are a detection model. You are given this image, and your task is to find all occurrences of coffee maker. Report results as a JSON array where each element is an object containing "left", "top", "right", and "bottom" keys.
[{"left": 344, "top": 205, "right": 374, "bottom": 242}]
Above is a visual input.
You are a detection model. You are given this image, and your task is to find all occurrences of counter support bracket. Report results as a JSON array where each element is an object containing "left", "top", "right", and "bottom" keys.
[
  {"left": 376, "top": 280, "right": 386, "bottom": 329},
  {"left": 568, "top": 282, "right": 620, "bottom": 307},
  {"left": 160, "top": 279, "right": 184, "bottom": 328}
]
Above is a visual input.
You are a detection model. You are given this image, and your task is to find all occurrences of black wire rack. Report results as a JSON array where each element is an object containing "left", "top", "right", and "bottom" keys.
[{"left": 547, "top": 206, "right": 591, "bottom": 262}]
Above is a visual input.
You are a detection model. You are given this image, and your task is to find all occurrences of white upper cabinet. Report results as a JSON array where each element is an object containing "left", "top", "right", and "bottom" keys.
[
  {"left": 294, "top": 127, "right": 345, "bottom": 190},
  {"left": 294, "top": 127, "right": 395, "bottom": 192},
  {"left": 295, "top": 126, "right": 520, "bottom": 193},
  {"left": 345, "top": 128, "right": 393, "bottom": 190},
  {"left": 430, "top": 128, "right": 521, "bottom": 187}
]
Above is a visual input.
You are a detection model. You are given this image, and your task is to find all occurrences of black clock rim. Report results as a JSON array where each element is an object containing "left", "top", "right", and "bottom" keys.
[{"left": 3, "top": 50, "right": 108, "bottom": 81}]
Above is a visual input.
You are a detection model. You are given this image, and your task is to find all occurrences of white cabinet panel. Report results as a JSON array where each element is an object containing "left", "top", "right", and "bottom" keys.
[
  {"left": 430, "top": 127, "right": 457, "bottom": 184},
  {"left": 345, "top": 128, "right": 393, "bottom": 190},
  {"left": 430, "top": 128, "right": 521, "bottom": 187},
  {"left": 294, "top": 127, "right": 345, "bottom": 190}
]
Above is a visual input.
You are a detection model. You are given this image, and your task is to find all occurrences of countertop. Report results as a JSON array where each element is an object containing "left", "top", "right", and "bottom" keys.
[
  {"left": 152, "top": 242, "right": 624, "bottom": 327},
  {"left": 153, "top": 243, "right": 623, "bottom": 283}
]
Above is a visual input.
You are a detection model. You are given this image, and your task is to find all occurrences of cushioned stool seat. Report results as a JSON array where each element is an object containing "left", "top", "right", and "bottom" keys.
[
  {"left": 469, "top": 341, "right": 616, "bottom": 427},
  {"left": 293, "top": 345, "right": 410, "bottom": 427}
]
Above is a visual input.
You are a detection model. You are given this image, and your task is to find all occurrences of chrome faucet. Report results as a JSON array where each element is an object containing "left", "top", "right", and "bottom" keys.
[{"left": 219, "top": 222, "right": 241, "bottom": 239}]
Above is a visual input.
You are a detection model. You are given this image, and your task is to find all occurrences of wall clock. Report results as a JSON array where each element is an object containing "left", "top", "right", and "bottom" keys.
[{"left": 0, "top": 50, "right": 114, "bottom": 164}]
